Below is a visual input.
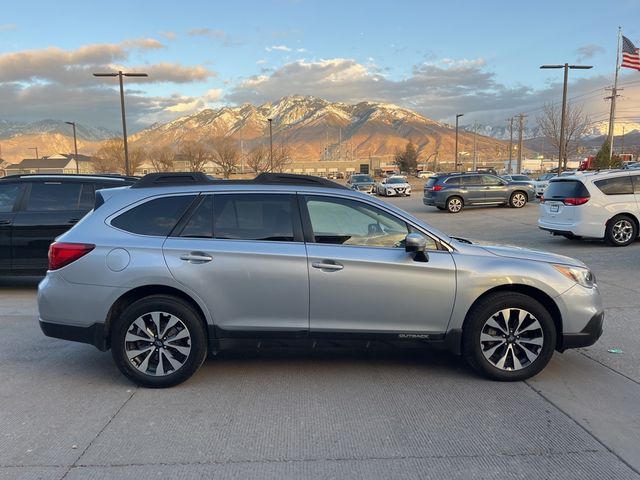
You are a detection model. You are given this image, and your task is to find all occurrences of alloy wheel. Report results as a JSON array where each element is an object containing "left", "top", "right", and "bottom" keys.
[
  {"left": 479, "top": 308, "right": 544, "bottom": 371},
  {"left": 448, "top": 197, "right": 463, "bottom": 213},
  {"left": 511, "top": 193, "right": 526, "bottom": 208},
  {"left": 612, "top": 219, "right": 634, "bottom": 244},
  {"left": 124, "top": 311, "right": 192, "bottom": 376}
]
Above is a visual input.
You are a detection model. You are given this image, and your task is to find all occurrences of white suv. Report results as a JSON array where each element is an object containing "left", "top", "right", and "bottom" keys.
[{"left": 538, "top": 170, "right": 640, "bottom": 246}]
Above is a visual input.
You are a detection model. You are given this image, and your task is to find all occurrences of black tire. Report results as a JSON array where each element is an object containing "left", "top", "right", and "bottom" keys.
[
  {"left": 446, "top": 196, "right": 464, "bottom": 213},
  {"left": 111, "top": 295, "right": 207, "bottom": 388},
  {"left": 462, "top": 292, "right": 556, "bottom": 381},
  {"left": 605, "top": 214, "right": 637, "bottom": 247},
  {"left": 509, "top": 191, "right": 527, "bottom": 208}
]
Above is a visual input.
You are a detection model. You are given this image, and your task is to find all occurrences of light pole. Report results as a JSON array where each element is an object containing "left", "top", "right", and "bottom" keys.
[
  {"left": 29, "top": 147, "right": 39, "bottom": 160},
  {"left": 267, "top": 118, "right": 273, "bottom": 172},
  {"left": 455, "top": 113, "right": 464, "bottom": 171},
  {"left": 540, "top": 64, "right": 592, "bottom": 173},
  {"left": 65, "top": 121, "right": 80, "bottom": 174},
  {"left": 93, "top": 70, "right": 148, "bottom": 175}
]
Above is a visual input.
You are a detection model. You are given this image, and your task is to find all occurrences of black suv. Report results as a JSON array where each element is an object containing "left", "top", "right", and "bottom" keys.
[
  {"left": 423, "top": 172, "right": 535, "bottom": 213},
  {"left": 0, "top": 174, "right": 137, "bottom": 275}
]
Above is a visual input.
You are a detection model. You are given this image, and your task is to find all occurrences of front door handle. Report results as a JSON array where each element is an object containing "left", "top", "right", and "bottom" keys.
[
  {"left": 180, "top": 252, "right": 213, "bottom": 264},
  {"left": 312, "top": 261, "right": 344, "bottom": 271},
  {"left": 0, "top": 220, "right": 11, "bottom": 225}
]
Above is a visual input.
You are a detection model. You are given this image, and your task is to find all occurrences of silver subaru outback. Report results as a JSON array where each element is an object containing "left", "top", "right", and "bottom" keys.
[{"left": 38, "top": 173, "right": 603, "bottom": 388}]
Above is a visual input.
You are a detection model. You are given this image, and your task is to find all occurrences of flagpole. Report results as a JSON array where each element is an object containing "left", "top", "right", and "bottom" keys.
[{"left": 607, "top": 26, "right": 622, "bottom": 161}]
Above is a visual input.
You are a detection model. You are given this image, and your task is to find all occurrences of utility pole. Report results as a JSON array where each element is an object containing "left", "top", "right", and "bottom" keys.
[
  {"left": 507, "top": 117, "right": 514, "bottom": 173},
  {"left": 621, "top": 125, "right": 626, "bottom": 155},
  {"left": 607, "top": 27, "right": 622, "bottom": 162},
  {"left": 455, "top": 113, "right": 464, "bottom": 172},
  {"left": 517, "top": 114, "right": 526, "bottom": 174},
  {"left": 472, "top": 122, "right": 478, "bottom": 171}
]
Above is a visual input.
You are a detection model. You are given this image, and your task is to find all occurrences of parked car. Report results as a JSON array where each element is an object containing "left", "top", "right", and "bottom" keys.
[
  {"left": 533, "top": 173, "right": 557, "bottom": 198},
  {"left": 417, "top": 171, "right": 435, "bottom": 179},
  {"left": 538, "top": 170, "right": 640, "bottom": 246},
  {"left": 38, "top": 172, "right": 603, "bottom": 387},
  {"left": 501, "top": 174, "right": 534, "bottom": 183},
  {"left": 347, "top": 173, "right": 376, "bottom": 194},
  {"left": 0, "top": 173, "right": 138, "bottom": 275},
  {"left": 376, "top": 176, "right": 412, "bottom": 196},
  {"left": 423, "top": 172, "right": 535, "bottom": 213}
]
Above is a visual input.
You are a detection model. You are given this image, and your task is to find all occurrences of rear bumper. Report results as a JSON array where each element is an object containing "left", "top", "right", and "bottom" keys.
[
  {"left": 39, "top": 319, "right": 108, "bottom": 351},
  {"left": 559, "top": 311, "right": 604, "bottom": 351}
]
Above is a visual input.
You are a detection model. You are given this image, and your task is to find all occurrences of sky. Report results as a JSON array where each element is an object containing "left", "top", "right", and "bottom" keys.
[{"left": 1, "top": 0, "right": 639, "bottom": 132}]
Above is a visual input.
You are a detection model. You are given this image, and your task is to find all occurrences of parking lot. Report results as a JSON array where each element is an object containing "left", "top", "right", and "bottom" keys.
[{"left": 1, "top": 197, "right": 639, "bottom": 480}]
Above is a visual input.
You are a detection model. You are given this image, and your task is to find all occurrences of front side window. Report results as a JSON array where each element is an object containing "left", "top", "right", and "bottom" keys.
[
  {"left": 213, "top": 194, "right": 296, "bottom": 242},
  {"left": 305, "top": 196, "right": 436, "bottom": 249},
  {"left": 461, "top": 175, "right": 481, "bottom": 186},
  {"left": 482, "top": 175, "right": 503, "bottom": 186},
  {"left": 111, "top": 195, "right": 196, "bottom": 236},
  {"left": 0, "top": 184, "right": 21, "bottom": 213}
]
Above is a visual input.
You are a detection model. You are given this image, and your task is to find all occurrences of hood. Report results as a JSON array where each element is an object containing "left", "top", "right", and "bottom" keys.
[
  {"left": 480, "top": 243, "right": 586, "bottom": 267},
  {"left": 450, "top": 237, "right": 585, "bottom": 268}
]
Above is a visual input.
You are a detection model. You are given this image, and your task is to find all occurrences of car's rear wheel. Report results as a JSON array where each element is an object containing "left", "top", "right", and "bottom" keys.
[
  {"left": 605, "top": 215, "right": 637, "bottom": 247},
  {"left": 462, "top": 292, "right": 556, "bottom": 381},
  {"left": 509, "top": 191, "right": 527, "bottom": 208},
  {"left": 111, "top": 295, "right": 207, "bottom": 388},
  {"left": 446, "top": 196, "right": 463, "bottom": 213}
]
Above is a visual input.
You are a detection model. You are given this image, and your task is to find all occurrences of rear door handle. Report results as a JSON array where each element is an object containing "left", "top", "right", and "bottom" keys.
[
  {"left": 312, "top": 261, "right": 344, "bottom": 271},
  {"left": 180, "top": 252, "right": 213, "bottom": 264},
  {"left": 0, "top": 220, "right": 11, "bottom": 225}
]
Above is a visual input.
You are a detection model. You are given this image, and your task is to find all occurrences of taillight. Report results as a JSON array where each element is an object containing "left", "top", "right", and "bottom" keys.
[
  {"left": 563, "top": 197, "right": 590, "bottom": 206},
  {"left": 48, "top": 242, "right": 95, "bottom": 270},
  {"left": 432, "top": 185, "right": 444, "bottom": 191}
]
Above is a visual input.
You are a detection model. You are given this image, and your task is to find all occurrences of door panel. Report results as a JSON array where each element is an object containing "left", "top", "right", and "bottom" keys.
[
  {"left": 482, "top": 175, "right": 509, "bottom": 203},
  {"left": 460, "top": 175, "right": 485, "bottom": 204},
  {"left": 307, "top": 245, "right": 456, "bottom": 334},
  {"left": 0, "top": 183, "right": 23, "bottom": 272}
]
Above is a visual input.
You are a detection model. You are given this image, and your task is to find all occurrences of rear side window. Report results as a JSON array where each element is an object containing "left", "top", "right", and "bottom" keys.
[
  {"left": 26, "top": 182, "right": 92, "bottom": 211},
  {"left": 0, "top": 183, "right": 21, "bottom": 212},
  {"left": 180, "top": 196, "right": 213, "bottom": 238},
  {"left": 444, "top": 177, "right": 460, "bottom": 186},
  {"left": 544, "top": 180, "right": 590, "bottom": 199},
  {"left": 461, "top": 175, "right": 481, "bottom": 186},
  {"left": 112, "top": 195, "right": 196, "bottom": 236},
  {"left": 214, "top": 194, "right": 296, "bottom": 242},
  {"left": 594, "top": 176, "right": 633, "bottom": 195}
]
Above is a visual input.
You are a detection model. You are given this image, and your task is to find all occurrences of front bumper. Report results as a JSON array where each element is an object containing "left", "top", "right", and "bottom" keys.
[{"left": 559, "top": 311, "right": 604, "bottom": 351}]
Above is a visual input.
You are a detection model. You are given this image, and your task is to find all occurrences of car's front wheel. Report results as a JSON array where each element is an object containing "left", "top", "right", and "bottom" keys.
[
  {"left": 509, "top": 191, "right": 527, "bottom": 208},
  {"left": 111, "top": 295, "right": 207, "bottom": 388},
  {"left": 462, "top": 292, "right": 556, "bottom": 381}
]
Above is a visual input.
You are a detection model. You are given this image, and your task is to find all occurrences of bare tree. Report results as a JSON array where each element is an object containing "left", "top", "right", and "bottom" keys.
[
  {"left": 94, "top": 138, "right": 124, "bottom": 173},
  {"left": 179, "top": 141, "right": 210, "bottom": 172},
  {"left": 149, "top": 146, "right": 175, "bottom": 172},
  {"left": 211, "top": 137, "right": 240, "bottom": 178},
  {"left": 271, "top": 142, "right": 292, "bottom": 173},
  {"left": 246, "top": 144, "right": 269, "bottom": 173},
  {"left": 536, "top": 103, "right": 590, "bottom": 169}
]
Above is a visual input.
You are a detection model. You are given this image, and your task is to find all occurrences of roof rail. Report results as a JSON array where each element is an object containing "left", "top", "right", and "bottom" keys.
[
  {"left": 253, "top": 173, "right": 348, "bottom": 189},
  {"left": 1, "top": 173, "right": 139, "bottom": 181},
  {"left": 130, "top": 172, "right": 214, "bottom": 188},
  {"left": 131, "top": 172, "right": 349, "bottom": 190}
]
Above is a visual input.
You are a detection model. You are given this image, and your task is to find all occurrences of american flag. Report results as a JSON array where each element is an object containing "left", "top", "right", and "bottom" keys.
[{"left": 621, "top": 35, "right": 640, "bottom": 70}]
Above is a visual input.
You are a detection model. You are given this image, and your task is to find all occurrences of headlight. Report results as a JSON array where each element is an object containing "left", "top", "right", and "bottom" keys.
[{"left": 553, "top": 264, "right": 596, "bottom": 288}]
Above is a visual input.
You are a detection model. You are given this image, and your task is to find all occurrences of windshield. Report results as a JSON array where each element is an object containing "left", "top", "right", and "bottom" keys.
[
  {"left": 352, "top": 175, "right": 373, "bottom": 183},
  {"left": 387, "top": 177, "right": 406, "bottom": 184}
]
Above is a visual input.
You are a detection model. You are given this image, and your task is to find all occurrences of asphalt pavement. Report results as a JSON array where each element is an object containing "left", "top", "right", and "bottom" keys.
[{"left": 1, "top": 196, "right": 639, "bottom": 480}]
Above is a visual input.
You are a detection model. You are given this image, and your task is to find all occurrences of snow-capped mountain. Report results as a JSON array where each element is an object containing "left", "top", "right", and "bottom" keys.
[
  {"left": 0, "top": 120, "right": 116, "bottom": 141},
  {"left": 129, "top": 95, "right": 506, "bottom": 161}
]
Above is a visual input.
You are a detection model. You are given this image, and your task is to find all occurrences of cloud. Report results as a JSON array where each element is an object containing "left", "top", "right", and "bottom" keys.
[
  {"left": 159, "top": 31, "right": 177, "bottom": 41},
  {"left": 204, "top": 88, "right": 223, "bottom": 102},
  {"left": 266, "top": 45, "right": 292, "bottom": 52},
  {"left": 0, "top": 23, "right": 16, "bottom": 32},
  {"left": 575, "top": 44, "right": 604, "bottom": 62},
  {"left": 0, "top": 39, "right": 217, "bottom": 130},
  {"left": 188, "top": 28, "right": 243, "bottom": 47},
  {"left": 225, "top": 57, "right": 631, "bottom": 124}
]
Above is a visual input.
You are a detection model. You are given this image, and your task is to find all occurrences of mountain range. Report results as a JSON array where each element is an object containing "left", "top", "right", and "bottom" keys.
[{"left": 1, "top": 96, "right": 635, "bottom": 165}]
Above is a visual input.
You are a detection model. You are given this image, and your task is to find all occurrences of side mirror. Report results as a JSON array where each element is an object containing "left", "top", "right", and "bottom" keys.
[{"left": 405, "top": 233, "right": 429, "bottom": 262}]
